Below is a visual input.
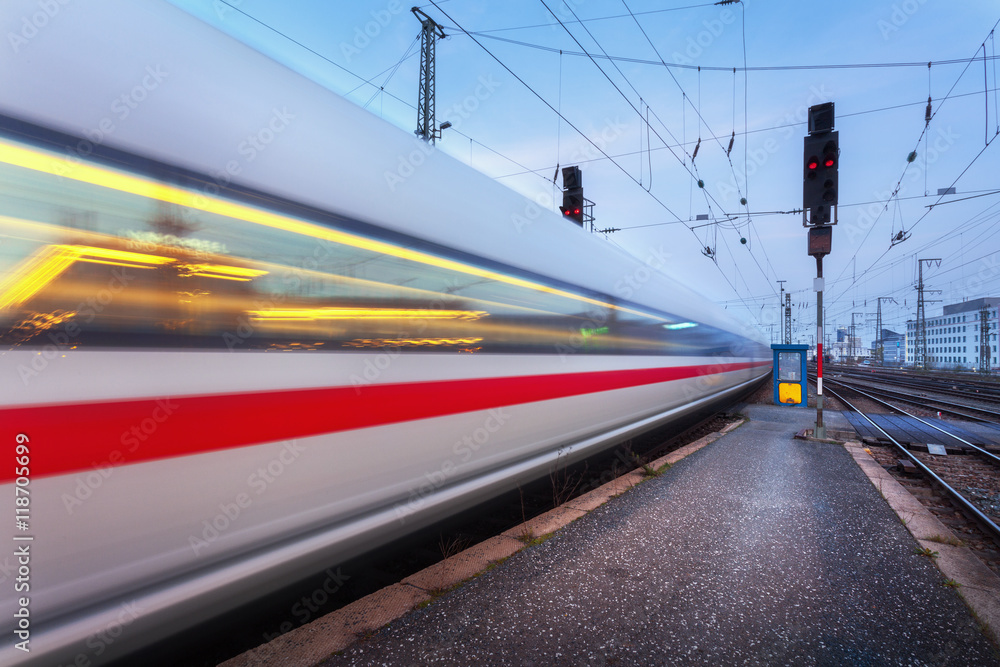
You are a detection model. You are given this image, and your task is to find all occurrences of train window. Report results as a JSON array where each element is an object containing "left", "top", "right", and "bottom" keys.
[{"left": 0, "top": 132, "right": 765, "bottom": 358}]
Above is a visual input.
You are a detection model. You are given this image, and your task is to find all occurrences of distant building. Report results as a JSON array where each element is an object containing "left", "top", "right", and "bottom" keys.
[
  {"left": 871, "top": 329, "right": 904, "bottom": 365},
  {"left": 905, "top": 297, "right": 1000, "bottom": 369},
  {"left": 829, "top": 334, "right": 862, "bottom": 362}
]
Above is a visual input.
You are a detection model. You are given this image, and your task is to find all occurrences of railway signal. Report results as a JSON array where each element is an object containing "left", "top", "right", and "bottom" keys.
[
  {"left": 803, "top": 131, "right": 839, "bottom": 224},
  {"left": 561, "top": 188, "right": 584, "bottom": 224},
  {"left": 802, "top": 101, "right": 839, "bottom": 439},
  {"left": 560, "top": 166, "right": 588, "bottom": 227}
]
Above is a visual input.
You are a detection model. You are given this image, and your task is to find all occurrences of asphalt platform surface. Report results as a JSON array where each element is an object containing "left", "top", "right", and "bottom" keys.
[{"left": 320, "top": 404, "right": 999, "bottom": 666}]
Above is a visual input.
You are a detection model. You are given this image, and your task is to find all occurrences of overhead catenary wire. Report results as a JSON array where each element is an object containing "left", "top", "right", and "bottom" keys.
[
  {"left": 361, "top": 34, "right": 420, "bottom": 110},
  {"left": 529, "top": 0, "right": 771, "bottom": 319},
  {"left": 426, "top": 0, "right": 689, "bottom": 224},
  {"left": 494, "top": 87, "right": 998, "bottom": 184},
  {"left": 542, "top": 0, "right": 764, "bottom": 270},
  {"left": 457, "top": 30, "right": 1000, "bottom": 72},
  {"left": 825, "top": 17, "right": 1000, "bottom": 310},
  {"left": 619, "top": 0, "right": 752, "bottom": 214},
  {"left": 784, "top": 196, "right": 1000, "bottom": 326},
  {"left": 212, "top": 0, "right": 997, "bottom": 337},
  {"left": 212, "top": 0, "right": 560, "bottom": 188},
  {"left": 540, "top": 0, "right": 779, "bottom": 304},
  {"left": 448, "top": 3, "right": 719, "bottom": 35},
  {"left": 209, "top": 0, "right": 767, "bottom": 326},
  {"left": 539, "top": 0, "right": 717, "bottom": 216},
  {"left": 805, "top": 199, "right": 1000, "bottom": 328}
]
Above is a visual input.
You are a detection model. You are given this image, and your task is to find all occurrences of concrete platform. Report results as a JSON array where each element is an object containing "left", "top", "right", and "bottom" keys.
[{"left": 253, "top": 404, "right": 1000, "bottom": 666}]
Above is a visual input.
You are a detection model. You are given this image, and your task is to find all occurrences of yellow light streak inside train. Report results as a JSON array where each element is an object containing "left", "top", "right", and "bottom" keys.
[
  {"left": 248, "top": 307, "right": 489, "bottom": 321},
  {"left": 0, "top": 140, "right": 666, "bottom": 323}
]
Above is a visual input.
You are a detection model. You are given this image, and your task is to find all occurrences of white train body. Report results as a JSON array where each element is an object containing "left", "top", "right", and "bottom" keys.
[{"left": 0, "top": 2, "right": 770, "bottom": 664}]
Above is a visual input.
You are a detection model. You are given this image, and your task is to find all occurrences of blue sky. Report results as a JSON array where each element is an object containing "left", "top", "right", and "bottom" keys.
[{"left": 169, "top": 0, "right": 1000, "bottom": 346}]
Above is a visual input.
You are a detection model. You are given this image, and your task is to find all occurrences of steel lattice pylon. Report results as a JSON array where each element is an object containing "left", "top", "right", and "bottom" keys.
[
  {"left": 784, "top": 293, "right": 792, "bottom": 344},
  {"left": 412, "top": 8, "right": 446, "bottom": 144},
  {"left": 915, "top": 258, "right": 941, "bottom": 370}
]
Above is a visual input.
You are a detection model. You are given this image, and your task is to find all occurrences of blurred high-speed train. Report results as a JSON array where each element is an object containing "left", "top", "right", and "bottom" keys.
[{"left": 0, "top": 1, "right": 769, "bottom": 664}]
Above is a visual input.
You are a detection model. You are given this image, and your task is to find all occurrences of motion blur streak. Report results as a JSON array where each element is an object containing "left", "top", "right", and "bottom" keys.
[
  {"left": 0, "top": 139, "right": 663, "bottom": 322},
  {"left": 0, "top": 2, "right": 769, "bottom": 665}
]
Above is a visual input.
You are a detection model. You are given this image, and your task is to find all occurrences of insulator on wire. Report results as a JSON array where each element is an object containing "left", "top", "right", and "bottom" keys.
[
  {"left": 692, "top": 137, "right": 701, "bottom": 162},
  {"left": 727, "top": 131, "right": 735, "bottom": 157},
  {"left": 925, "top": 97, "right": 932, "bottom": 125}
]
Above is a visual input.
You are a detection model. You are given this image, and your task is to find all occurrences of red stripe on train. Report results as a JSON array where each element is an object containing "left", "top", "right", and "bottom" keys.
[{"left": 3, "top": 361, "right": 770, "bottom": 481}]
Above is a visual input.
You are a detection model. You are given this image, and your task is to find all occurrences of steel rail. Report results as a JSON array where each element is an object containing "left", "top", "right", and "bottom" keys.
[
  {"left": 822, "top": 376, "right": 1000, "bottom": 467},
  {"left": 818, "top": 374, "right": 1000, "bottom": 423},
  {"left": 834, "top": 369, "right": 1000, "bottom": 401},
  {"left": 820, "top": 383, "right": 1000, "bottom": 543}
]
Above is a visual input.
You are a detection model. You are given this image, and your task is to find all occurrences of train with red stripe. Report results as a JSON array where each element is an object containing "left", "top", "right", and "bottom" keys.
[{"left": 0, "top": 1, "right": 769, "bottom": 664}]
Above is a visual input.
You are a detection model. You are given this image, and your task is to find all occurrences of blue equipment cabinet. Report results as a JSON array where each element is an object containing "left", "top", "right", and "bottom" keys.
[{"left": 770, "top": 344, "right": 809, "bottom": 406}]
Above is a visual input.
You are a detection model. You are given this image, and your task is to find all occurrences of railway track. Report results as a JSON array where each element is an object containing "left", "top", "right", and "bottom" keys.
[
  {"left": 814, "top": 372, "right": 1000, "bottom": 423},
  {"left": 832, "top": 367, "right": 1000, "bottom": 403},
  {"left": 820, "top": 382, "right": 1000, "bottom": 551}
]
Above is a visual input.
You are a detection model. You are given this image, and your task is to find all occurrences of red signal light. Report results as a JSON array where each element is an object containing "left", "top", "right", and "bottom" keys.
[
  {"left": 574, "top": 208, "right": 581, "bottom": 215},
  {"left": 824, "top": 155, "right": 835, "bottom": 168},
  {"left": 807, "top": 157, "right": 818, "bottom": 170}
]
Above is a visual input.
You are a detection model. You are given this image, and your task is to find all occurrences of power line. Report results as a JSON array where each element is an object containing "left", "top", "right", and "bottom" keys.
[
  {"left": 213, "top": 0, "right": 556, "bottom": 187},
  {"left": 537, "top": 2, "right": 733, "bottom": 232},
  {"left": 538, "top": 0, "right": 777, "bottom": 305},
  {"left": 460, "top": 30, "right": 1000, "bottom": 72},
  {"left": 826, "top": 17, "right": 1000, "bottom": 309},
  {"left": 491, "top": 88, "right": 999, "bottom": 180},
  {"left": 443, "top": 3, "right": 718, "bottom": 35},
  {"left": 427, "top": 0, "right": 689, "bottom": 223},
  {"left": 619, "top": 0, "right": 751, "bottom": 215}
]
